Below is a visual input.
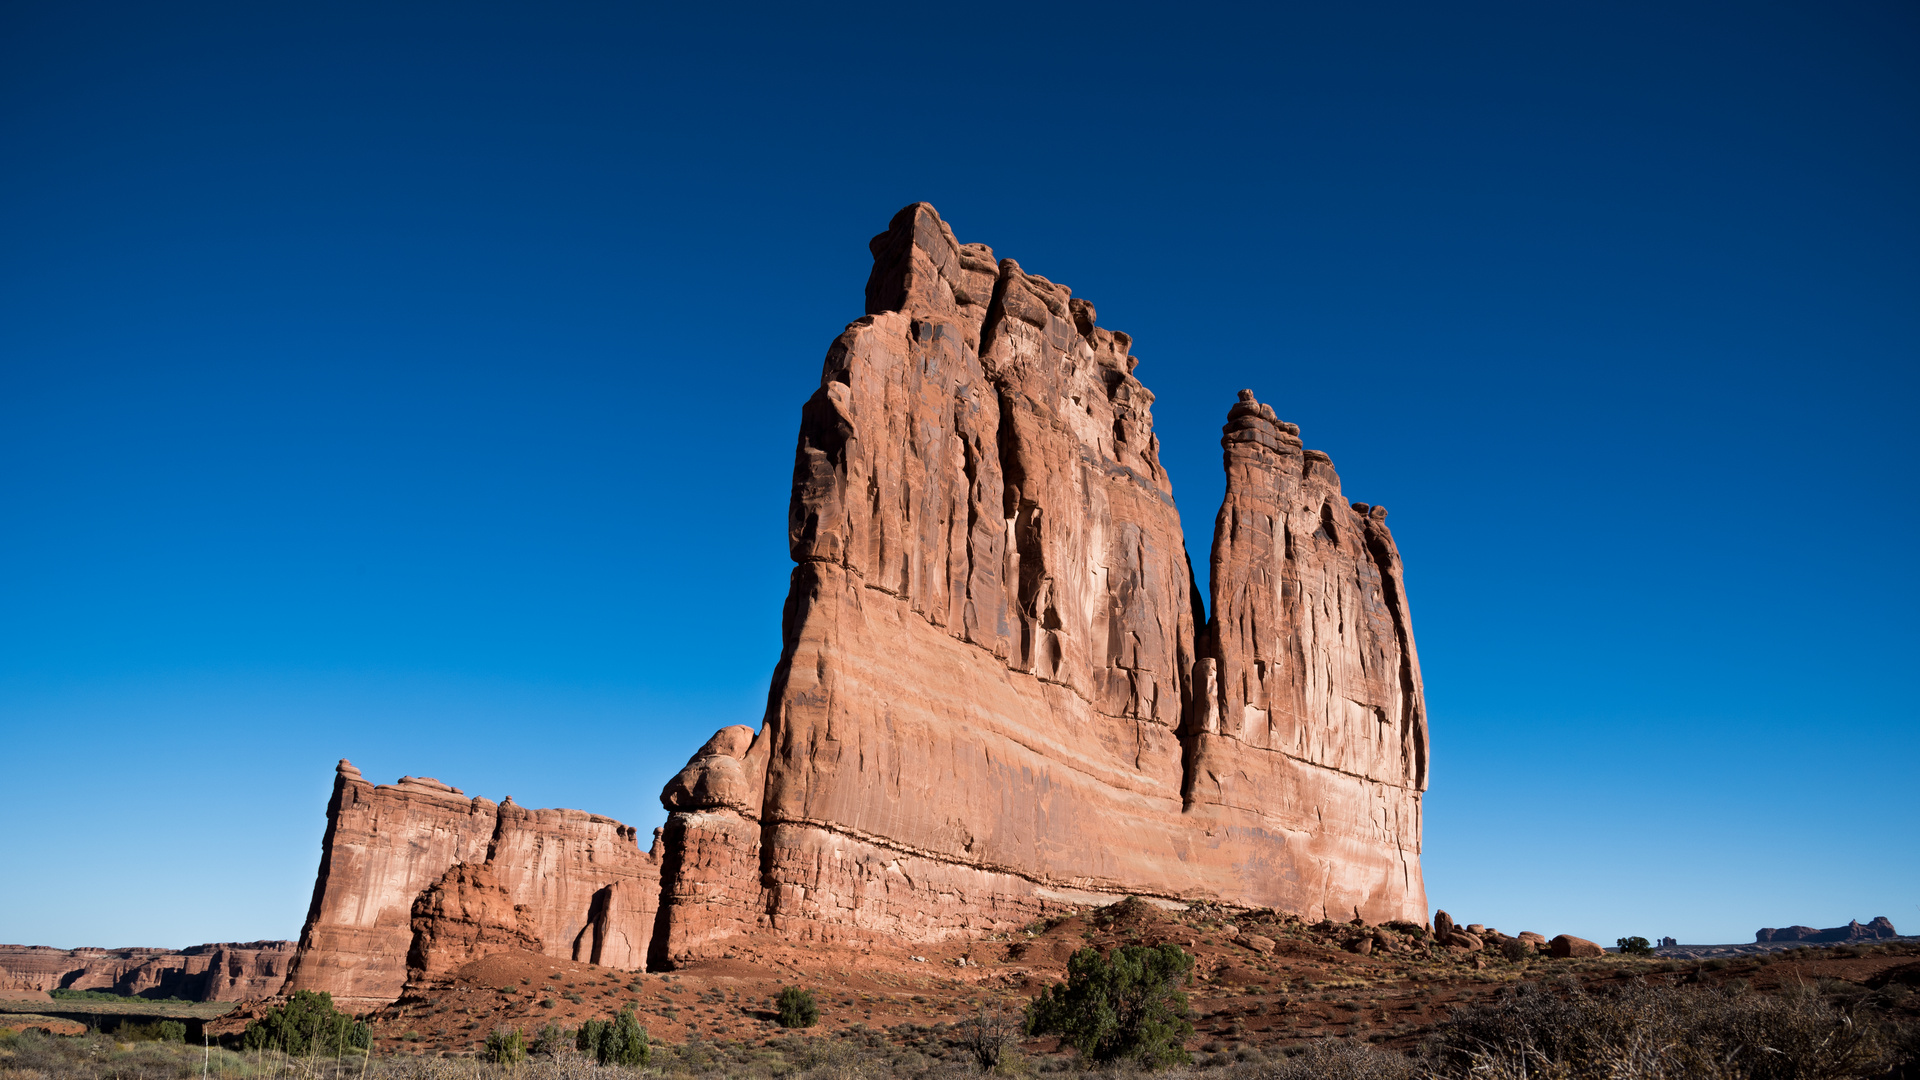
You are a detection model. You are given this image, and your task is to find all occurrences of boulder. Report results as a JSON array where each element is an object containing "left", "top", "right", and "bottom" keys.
[
  {"left": 1550, "top": 934, "right": 1606, "bottom": 959},
  {"left": 1517, "top": 931, "right": 1548, "bottom": 947},
  {"left": 1449, "top": 932, "right": 1484, "bottom": 952},
  {"left": 1235, "top": 934, "right": 1277, "bottom": 955},
  {"left": 1434, "top": 911, "right": 1456, "bottom": 939}
]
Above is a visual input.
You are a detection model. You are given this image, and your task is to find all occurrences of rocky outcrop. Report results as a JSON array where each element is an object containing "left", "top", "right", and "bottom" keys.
[
  {"left": 1757, "top": 917, "right": 1899, "bottom": 943},
  {"left": 280, "top": 761, "right": 661, "bottom": 1010},
  {"left": 651, "top": 203, "right": 1429, "bottom": 966},
  {"left": 0, "top": 941, "right": 293, "bottom": 1000},
  {"left": 405, "top": 864, "right": 542, "bottom": 988}
]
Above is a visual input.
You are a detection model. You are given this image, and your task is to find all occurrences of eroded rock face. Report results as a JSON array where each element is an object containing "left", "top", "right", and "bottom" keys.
[
  {"left": 405, "top": 864, "right": 541, "bottom": 989},
  {"left": 282, "top": 761, "right": 660, "bottom": 1010},
  {"left": 653, "top": 203, "right": 1429, "bottom": 965},
  {"left": 0, "top": 942, "right": 293, "bottom": 1001}
]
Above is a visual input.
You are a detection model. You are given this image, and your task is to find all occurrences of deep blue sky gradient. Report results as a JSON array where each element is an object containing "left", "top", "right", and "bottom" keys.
[{"left": 3, "top": 0, "right": 1916, "bottom": 949}]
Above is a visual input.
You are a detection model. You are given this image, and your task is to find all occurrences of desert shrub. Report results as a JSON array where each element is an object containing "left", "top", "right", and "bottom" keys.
[
  {"left": 1026, "top": 944, "right": 1194, "bottom": 1069},
  {"left": 1223, "top": 1039, "right": 1416, "bottom": 1080},
  {"left": 778, "top": 986, "right": 820, "bottom": 1028},
  {"left": 116, "top": 1018, "right": 187, "bottom": 1043},
  {"left": 527, "top": 1021, "right": 567, "bottom": 1058},
  {"left": 577, "top": 1005, "right": 650, "bottom": 1065},
  {"left": 1617, "top": 936, "right": 1654, "bottom": 957},
  {"left": 956, "top": 1004, "right": 1024, "bottom": 1072},
  {"left": 483, "top": 1027, "right": 526, "bottom": 1064},
  {"left": 1423, "top": 979, "right": 1897, "bottom": 1079},
  {"left": 240, "top": 989, "right": 370, "bottom": 1056}
]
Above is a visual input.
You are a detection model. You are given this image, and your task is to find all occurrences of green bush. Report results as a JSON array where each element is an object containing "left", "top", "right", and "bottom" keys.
[
  {"left": 1617, "top": 936, "right": 1655, "bottom": 957},
  {"left": 483, "top": 1027, "right": 526, "bottom": 1064},
  {"left": 115, "top": 1019, "right": 187, "bottom": 1043},
  {"left": 527, "top": 1022, "right": 566, "bottom": 1058},
  {"left": 1025, "top": 944, "right": 1195, "bottom": 1069},
  {"left": 777, "top": 986, "right": 819, "bottom": 1029},
  {"left": 239, "top": 990, "right": 370, "bottom": 1057},
  {"left": 577, "top": 1006, "right": 650, "bottom": 1065}
]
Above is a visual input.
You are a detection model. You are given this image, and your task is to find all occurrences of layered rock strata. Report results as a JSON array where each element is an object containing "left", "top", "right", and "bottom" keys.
[
  {"left": 280, "top": 762, "right": 661, "bottom": 1010},
  {"left": 652, "top": 203, "right": 1429, "bottom": 966},
  {"left": 0, "top": 941, "right": 293, "bottom": 1001}
]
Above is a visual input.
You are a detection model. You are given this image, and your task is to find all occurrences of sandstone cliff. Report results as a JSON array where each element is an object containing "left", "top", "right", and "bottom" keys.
[
  {"left": 652, "top": 203, "right": 1429, "bottom": 965},
  {"left": 284, "top": 202, "right": 1433, "bottom": 990},
  {"left": 280, "top": 762, "right": 661, "bottom": 1010},
  {"left": 0, "top": 941, "right": 293, "bottom": 1001}
]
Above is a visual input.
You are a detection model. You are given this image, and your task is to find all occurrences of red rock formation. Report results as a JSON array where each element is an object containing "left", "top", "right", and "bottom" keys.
[
  {"left": 281, "top": 761, "right": 661, "bottom": 1010},
  {"left": 1187, "top": 388, "right": 1428, "bottom": 919},
  {"left": 0, "top": 941, "right": 293, "bottom": 1000},
  {"left": 405, "top": 864, "right": 541, "bottom": 988},
  {"left": 653, "top": 203, "right": 1429, "bottom": 966}
]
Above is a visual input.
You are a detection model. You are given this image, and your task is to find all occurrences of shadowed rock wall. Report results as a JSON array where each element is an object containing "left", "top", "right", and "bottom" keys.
[{"left": 654, "top": 203, "right": 1430, "bottom": 965}]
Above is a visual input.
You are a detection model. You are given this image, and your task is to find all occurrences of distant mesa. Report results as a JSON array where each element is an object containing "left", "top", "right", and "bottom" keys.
[
  {"left": 1756, "top": 917, "right": 1898, "bottom": 944},
  {"left": 0, "top": 942, "right": 292, "bottom": 1002}
]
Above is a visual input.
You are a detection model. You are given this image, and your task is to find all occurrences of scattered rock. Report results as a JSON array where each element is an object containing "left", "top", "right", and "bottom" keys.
[
  {"left": 1550, "top": 935, "right": 1606, "bottom": 959},
  {"left": 1235, "top": 934, "right": 1277, "bottom": 955}
]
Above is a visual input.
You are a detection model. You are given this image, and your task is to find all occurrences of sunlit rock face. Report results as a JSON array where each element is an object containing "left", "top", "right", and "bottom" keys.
[
  {"left": 281, "top": 762, "right": 661, "bottom": 1010},
  {"left": 653, "top": 203, "right": 1430, "bottom": 966},
  {"left": 0, "top": 942, "right": 294, "bottom": 1001}
]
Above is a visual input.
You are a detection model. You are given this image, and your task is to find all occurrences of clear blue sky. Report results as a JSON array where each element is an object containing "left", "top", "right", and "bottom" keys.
[{"left": 3, "top": 1, "right": 1915, "bottom": 951}]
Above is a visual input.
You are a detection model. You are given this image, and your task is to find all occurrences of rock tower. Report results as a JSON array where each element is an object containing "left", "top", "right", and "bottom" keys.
[{"left": 651, "top": 203, "right": 1428, "bottom": 966}]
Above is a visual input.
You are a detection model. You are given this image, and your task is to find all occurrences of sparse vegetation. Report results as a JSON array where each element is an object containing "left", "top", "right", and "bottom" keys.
[
  {"left": 49, "top": 987, "right": 191, "bottom": 1004},
  {"left": 956, "top": 1004, "right": 1024, "bottom": 1072},
  {"left": 1422, "top": 978, "right": 1898, "bottom": 1079}
]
